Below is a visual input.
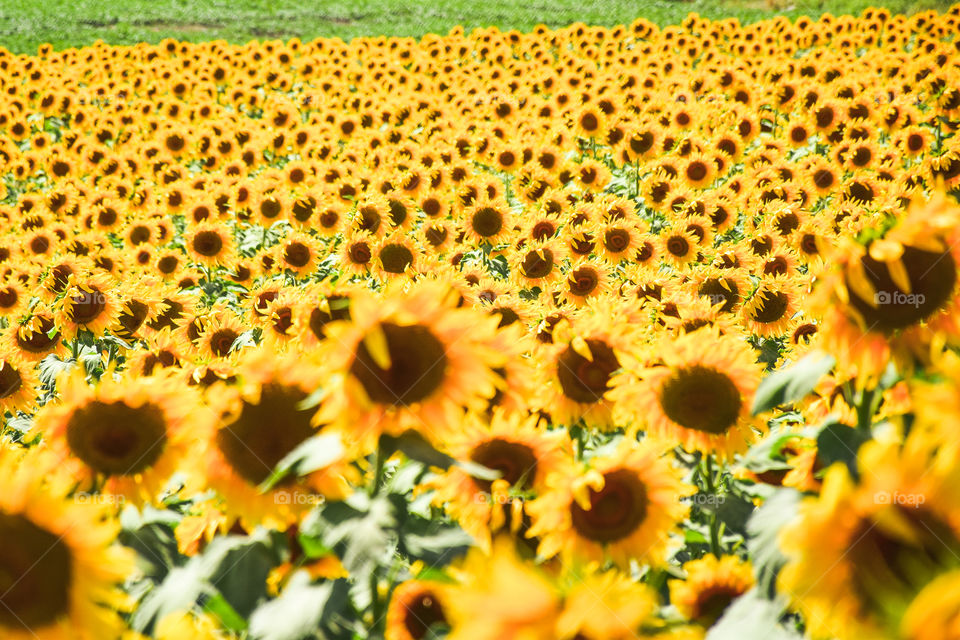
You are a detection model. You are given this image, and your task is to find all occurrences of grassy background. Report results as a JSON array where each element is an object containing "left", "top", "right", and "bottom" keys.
[{"left": 0, "top": 0, "right": 956, "bottom": 54}]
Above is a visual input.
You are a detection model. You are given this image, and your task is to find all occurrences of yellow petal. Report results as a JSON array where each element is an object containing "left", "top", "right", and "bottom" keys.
[
  {"left": 572, "top": 470, "right": 605, "bottom": 510},
  {"left": 362, "top": 324, "right": 392, "bottom": 370},
  {"left": 886, "top": 258, "right": 913, "bottom": 295},
  {"left": 868, "top": 239, "right": 904, "bottom": 263},
  {"left": 845, "top": 259, "right": 879, "bottom": 309},
  {"left": 571, "top": 335, "right": 593, "bottom": 362}
]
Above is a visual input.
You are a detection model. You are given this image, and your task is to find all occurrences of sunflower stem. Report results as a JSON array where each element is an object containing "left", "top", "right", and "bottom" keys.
[
  {"left": 856, "top": 386, "right": 878, "bottom": 432},
  {"left": 369, "top": 441, "right": 385, "bottom": 497},
  {"left": 634, "top": 160, "right": 640, "bottom": 199},
  {"left": 369, "top": 571, "right": 382, "bottom": 631},
  {"left": 704, "top": 454, "right": 721, "bottom": 557}
]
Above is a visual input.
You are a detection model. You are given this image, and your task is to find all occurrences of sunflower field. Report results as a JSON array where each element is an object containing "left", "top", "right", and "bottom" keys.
[{"left": 1, "top": 4, "right": 960, "bottom": 639}]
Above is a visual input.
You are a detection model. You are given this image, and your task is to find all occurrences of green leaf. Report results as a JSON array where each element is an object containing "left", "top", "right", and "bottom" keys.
[
  {"left": 248, "top": 573, "right": 349, "bottom": 640},
  {"left": 746, "top": 489, "right": 801, "bottom": 598},
  {"left": 258, "top": 433, "right": 345, "bottom": 492},
  {"left": 816, "top": 421, "right": 869, "bottom": 480},
  {"left": 400, "top": 516, "right": 474, "bottom": 566},
  {"left": 740, "top": 431, "right": 805, "bottom": 473},
  {"left": 37, "top": 355, "right": 76, "bottom": 386},
  {"left": 317, "top": 493, "right": 400, "bottom": 577},
  {"left": 131, "top": 562, "right": 213, "bottom": 633},
  {"left": 715, "top": 492, "right": 757, "bottom": 537},
  {"left": 202, "top": 593, "right": 248, "bottom": 633},
  {"left": 752, "top": 352, "right": 835, "bottom": 415},
  {"left": 119, "top": 505, "right": 185, "bottom": 580},
  {"left": 201, "top": 531, "right": 277, "bottom": 618},
  {"left": 706, "top": 589, "right": 802, "bottom": 640}
]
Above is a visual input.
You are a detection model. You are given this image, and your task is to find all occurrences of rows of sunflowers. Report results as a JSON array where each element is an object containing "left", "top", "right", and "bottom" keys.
[{"left": 1, "top": 4, "right": 960, "bottom": 639}]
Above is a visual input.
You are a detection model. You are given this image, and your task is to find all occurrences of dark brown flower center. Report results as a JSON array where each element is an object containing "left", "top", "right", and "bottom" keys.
[
  {"left": 380, "top": 244, "right": 414, "bottom": 274},
  {"left": 192, "top": 230, "right": 224, "bottom": 257},
  {"left": 521, "top": 249, "right": 554, "bottom": 279},
  {"left": 0, "top": 362, "right": 22, "bottom": 399},
  {"left": 667, "top": 236, "right": 691, "bottom": 257},
  {"left": 568, "top": 267, "right": 599, "bottom": 297},
  {"left": 556, "top": 339, "right": 619, "bottom": 404},
  {"left": 750, "top": 290, "right": 789, "bottom": 323},
  {"left": 0, "top": 287, "right": 18, "bottom": 309},
  {"left": 571, "top": 468, "right": 647, "bottom": 543},
  {"left": 686, "top": 161, "right": 708, "bottom": 183},
  {"left": 0, "top": 514, "right": 72, "bottom": 630},
  {"left": 349, "top": 322, "right": 447, "bottom": 405},
  {"left": 157, "top": 255, "right": 180, "bottom": 274},
  {"left": 209, "top": 328, "right": 239, "bottom": 357},
  {"left": 424, "top": 225, "right": 448, "bottom": 247},
  {"left": 68, "top": 287, "right": 106, "bottom": 324},
  {"left": 697, "top": 278, "right": 739, "bottom": 313},
  {"left": 216, "top": 384, "right": 317, "bottom": 485},
  {"left": 349, "top": 242, "right": 372, "bottom": 265},
  {"left": 65, "top": 400, "right": 168, "bottom": 475},
  {"left": 471, "top": 207, "right": 503, "bottom": 238},
  {"left": 604, "top": 228, "right": 630, "bottom": 253},
  {"left": 308, "top": 296, "right": 351, "bottom": 340},
  {"left": 692, "top": 584, "right": 745, "bottom": 624},
  {"left": 845, "top": 244, "right": 956, "bottom": 333},
  {"left": 401, "top": 590, "right": 447, "bottom": 640},
  {"left": 659, "top": 365, "right": 742, "bottom": 435},
  {"left": 116, "top": 300, "right": 150, "bottom": 338},
  {"left": 469, "top": 438, "right": 538, "bottom": 493},
  {"left": 283, "top": 242, "right": 311, "bottom": 268}
]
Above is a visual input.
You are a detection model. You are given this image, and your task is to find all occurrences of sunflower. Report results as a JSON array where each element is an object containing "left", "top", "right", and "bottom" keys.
[
  {"left": 0, "top": 448, "right": 133, "bottom": 640},
  {"left": 375, "top": 234, "right": 420, "bottom": 279},
  {"left": 204, "top": 348, "right": 355, "bottom": 528},
  {"left": 740, "top": 275, "right": 800, "bottom": 338},
  {"left": 464, "top": 199, "right": 513, "bottom": 246},
  {"left": 692, "top": 267, "right": 750, "bottom": 314},
  {"left": 386, "top": 580, "right": 450, "bottom": 640},
  {"left": 535, "top": 306, "right": 640, "bottom": 430},
  {"left": 294, "top": 284, "right": 356, "bottom": 349},
  {"left": 779, "top": 435, "right": 960, "bottom": 640},
  {"left": 526, "top": 440, "right": 693, "bottom": 567},
  {"left": 669, "top": 555, "right": 754, "bottom": 626},
  {"left": 316, "top": 280, "right": 503, "bottom": 450},
  {"left": 125, "top": 329, "right": 184, "bottom": 377},
  {"left": 443, "top": 536, "right": 561, "bottom": 640},
  {"left": 0, "top": 350, "right": 39, "bottom": 414},
  {"left": 341, "top": 230, "right": 376, "bottom": 277},
  {"left": 6, "top": 309, "right": 66, "bottom": 362},
  {"left": 112, "top": 281, "right": 164, "bottom": 341},
  {"left": 659, "top": 227, "right": 700, "bottom": 268},
  {"left": 34, "top": 371, "right": 206, "bottom": 505},
  {"left": 185, "top": 221, "right": 235, "bottom": 267},
  {"left": 275, "top": 231, "right": 321, "bottom": 276},
  {"left": 510, "top": 239, "right": 566, "bottom": 290},
  {"left": 256, "top": 296, "right": 298, "bottom": 351},
  {"left": 57, "top": 272, "right": 121, "bottom": 338},
  {"left": 562, "top": 259, "right": 609, "bottom": 305},
  {"left": 197, "top": 313, "right": 248, "bottom": 360},
  {"left": 430, "top": 411, "right": 570, "bottom": 550},
  {"left": 611, "top": 328, "right": 764, "bottom": 459},
  {"left": 809, "top": 194, "right": 960, "bottom": 381},
  {"left": 0, "top": 279, "right": 27, "bottom": 317}
]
